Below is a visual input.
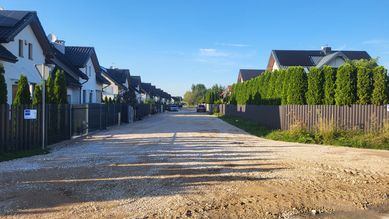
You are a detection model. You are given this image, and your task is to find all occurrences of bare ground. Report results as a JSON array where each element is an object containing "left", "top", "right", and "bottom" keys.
[{"left": 0, "top": 109, "right": 388, "bottom": 219}]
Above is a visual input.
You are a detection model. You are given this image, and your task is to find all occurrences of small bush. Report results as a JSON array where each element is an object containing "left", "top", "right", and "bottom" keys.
[{"left": 13, "top": 74, "right": 31, "bottom": 105}]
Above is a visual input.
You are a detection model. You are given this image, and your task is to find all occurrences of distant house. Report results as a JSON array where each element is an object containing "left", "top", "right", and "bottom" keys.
[
  {"left": 130, "top": 75, "right": 142, "bottom": 103},
  {"left": 101, "top": 66, "right": 125, "bottom": 100},
  {"left": 48, "top": 36, "right": 89, "bottom": 104},
  {"left": 140, "top": 82, "right": 152, "bottom": 102},
  {"left": 64, "top": 46, "right": 109, "bottom": 103},
  {"left": 103, "top": 68, "right": 130, "bottom": 100},
  {"left": 237, "top": 69, "right": 265, "bottom": 83},
  {"left": 0, "top": 10, "right": 53, "bottom": 104},
  {"left": 267, "top": 46, "right": 371, "bottom": 72}
]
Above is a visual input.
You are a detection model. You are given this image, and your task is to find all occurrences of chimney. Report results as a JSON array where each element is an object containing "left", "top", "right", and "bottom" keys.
[
  {"left": 54, "top": 39, "right": 65, "bottom": 54},
  {"left": 321, "top": 46, "right": 332, "bottom": 55},
  {"left": 48, "top": 33, "right": 65, "bottom": 54}
]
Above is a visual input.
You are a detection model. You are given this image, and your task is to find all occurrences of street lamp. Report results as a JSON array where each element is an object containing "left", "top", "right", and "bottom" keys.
[{"left": 35, "top": 64, "right": 54, "bottom": 150}]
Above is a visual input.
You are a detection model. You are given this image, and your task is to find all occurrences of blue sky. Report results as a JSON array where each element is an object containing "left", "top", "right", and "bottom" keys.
[{"left": 2, "top": 0, "right": 389, "bottom": 96}]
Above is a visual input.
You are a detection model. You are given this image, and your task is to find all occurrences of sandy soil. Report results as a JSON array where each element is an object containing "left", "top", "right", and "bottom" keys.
[{"left": 0, "top": 109, "right": 388, "bottom": 219}]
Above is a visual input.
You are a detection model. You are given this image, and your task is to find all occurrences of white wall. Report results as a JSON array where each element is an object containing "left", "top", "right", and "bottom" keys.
[
  {"left": 67, "top": 87, "right": 80, "bottom": 104},
  {"left": 79, "top": 58, "right": 97, "bottom": 103},
  {"left": 326, "top": 56, "right": 346, "bottom": 68},
  {"left": 101, "top": 74, "right": 119, "bottom": 100},
  {"left": 1, "top": 25, "right": 46, "bottom": 104}
]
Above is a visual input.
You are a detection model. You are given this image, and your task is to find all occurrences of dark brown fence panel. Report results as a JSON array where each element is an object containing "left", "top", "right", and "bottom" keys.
[
  {"left": 72, "top": 104, "right": 88, "bottom": 136},
  {"left": 135, "top": 104, "right": 152, "bottom": 120},
  {"left": 222, "top": 104, "right": 389, "bottom": 132},
  {"left": 47, "top": 104, "right": 71, "bottom": 145},
  {"left": 0, "top": 104, "right": 9, "bottom": 152}
]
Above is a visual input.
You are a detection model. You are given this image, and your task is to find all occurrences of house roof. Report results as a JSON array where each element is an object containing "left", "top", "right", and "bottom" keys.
[
  {"left": 64, "top": 46, "right": 96, "bottom": 68},
  {"left": 130, "top": 75, "right": 141, "bottom": 91},
  {"left": 271, "top": 49, "right": 371, "bottom": 68},
  {"left": 96, "top": 71, "right": 110, "bottom": 85},
  {"left": 0, "top": 44, "right": 17, "bottom": 62},
  {"left": 141, "top": 82, "right": 152, "bottom": 94},
  {"left": 0, "top": 10, "right": 53, "bottom": 62},
  {"left": 49, "top": 46, "right": 88, "bottom": 80},
  {"left": 238, "top": 69, "right": 265, "bottom": 82},
  {"left": 105, "top": 68, "right": 130, "bottom": 85}
]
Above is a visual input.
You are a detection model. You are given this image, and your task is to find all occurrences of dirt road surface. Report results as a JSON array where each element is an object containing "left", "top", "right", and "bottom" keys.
[{"left": 0, "top": 109, "right": 388, "bottom": 218}]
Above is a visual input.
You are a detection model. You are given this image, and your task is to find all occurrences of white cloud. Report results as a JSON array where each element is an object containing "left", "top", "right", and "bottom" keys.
[{"left": 199, "top": 48, "right": 230, "bottom": 57}]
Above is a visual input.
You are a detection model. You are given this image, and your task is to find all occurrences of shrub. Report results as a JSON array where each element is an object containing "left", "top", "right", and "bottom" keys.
[
  {"left": 356, "top": 66, "right": 372, "bottom": 104},
  {"left": 335, "top": 63, "right": 356, "bottom": 105},
  {"left": 371, "top": 66, "right": 388, "bottom": 105},
  {"left": 13, "top": 74, "right": 31, "bottom": 105},
  {"left": 53, "top": 70, "right": 67, "bottom": 104},
  {"left": 306, "top": 67, "right": 323, "bottom": 105},
  {"left": 287, "top": 67, "right": 307, "bottom": 104},
  {"left": 46, "top": 74, "right": 54, "bottom": 104},
  {"left": 0, "top": 63, "right": 6, "bottom": 104},
  {"left": 32, "top": 84, "right": 42, "bottom": 105},
  {"left": 323, "top": 66, "right": 336, "bottom": 105}
]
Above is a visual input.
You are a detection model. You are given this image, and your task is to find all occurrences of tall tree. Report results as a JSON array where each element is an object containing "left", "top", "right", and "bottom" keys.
[
  {"left": 53, "top": 70, "right": 67, "bottom": 104},
  {"left": 322, "top": 66, "right": 336, "bottom": 105},
  {"left": 371, "top": 66, "right": 388, "bottom": 105},
  {"left": 0, "top": 63, "right": 6, "bottom": 104},
  {"left": 306, "top": 67, "right": 324, "bottom": 105},
  {"left": 32, "top": 84, "right": 42, "bottom": 105},
  {"left": 287, "top": 67, "right": 307, "bottom": 104},
  {"left": 356, "top": 66, "right": 372, "bottom": 104},
  {"left": 13, "top": 74, "right": 31, "bottom": 105},
  {"left": 335, "top": 63, "right": 357, "bottom": 105}
]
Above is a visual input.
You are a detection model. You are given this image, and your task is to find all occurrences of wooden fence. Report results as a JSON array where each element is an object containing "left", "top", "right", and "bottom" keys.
[{"left": 218, "top": 104, "right": 389, "bottom": 132}]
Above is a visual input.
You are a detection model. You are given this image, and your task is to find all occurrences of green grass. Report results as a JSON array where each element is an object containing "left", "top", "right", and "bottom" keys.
[
  {"left": 219, "top": 115, "right": 389, "bottom": 150},
  {"left": 0, "top": 148, "right": 50, "bottom": 162}
]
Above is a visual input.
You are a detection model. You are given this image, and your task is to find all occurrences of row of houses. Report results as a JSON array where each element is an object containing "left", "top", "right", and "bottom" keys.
[
  {"left": 0, "top": 9, "right": 173, "bottom": 105},
  {"left": 219, "top": 46, "right": 372, "bottom": 97}
]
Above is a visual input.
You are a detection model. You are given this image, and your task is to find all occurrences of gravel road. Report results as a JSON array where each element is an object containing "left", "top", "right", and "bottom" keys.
[{"left": 0, "top": 109, "right": 388, "bottom": 219}]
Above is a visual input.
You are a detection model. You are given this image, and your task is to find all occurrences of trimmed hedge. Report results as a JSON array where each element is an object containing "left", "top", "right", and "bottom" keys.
[{"left": 229, "top": 59, "right": 388, "bottom": 106}]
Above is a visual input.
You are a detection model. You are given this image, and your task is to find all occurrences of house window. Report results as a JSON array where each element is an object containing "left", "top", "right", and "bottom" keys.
[
  {"left": 82, "top": 90, "right": 86, "bottom": 103},
  {"left": 18, "top": 40, "right": 24, "bottom": 57},
  {"left": 85, "top": 66, "right": 88, "bottom": 76},
  {"left": 88, "top": 66, "right": 91, "bottom": 77},
  {"left": 28, "top": 43, "right": 33, "bottom": 60},
  {"left": 89, "top": 91, "right": 93, "bottom": 103}
]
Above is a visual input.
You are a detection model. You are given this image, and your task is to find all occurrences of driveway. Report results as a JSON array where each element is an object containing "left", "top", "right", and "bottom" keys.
[{"left": 0, "top": 109, "right": 388, "bottom": 218}]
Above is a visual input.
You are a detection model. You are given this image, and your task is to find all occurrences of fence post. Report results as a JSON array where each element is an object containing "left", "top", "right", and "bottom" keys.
[{"left": 86, "top": 104, "right": 89, "bottom": 135}]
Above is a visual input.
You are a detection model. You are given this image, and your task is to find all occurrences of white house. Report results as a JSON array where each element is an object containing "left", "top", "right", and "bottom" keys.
[
  {"left": 0, "top": 10, "right": 53, "bottom": 104},
  {"left": 266, "top": 46, "right": 371, "bottom": 72},
  {"left": 47, "top": 35, "right": 89, "bottom": 104},
  {"left": 130, "top": 75, "right": 142, "bottom": 104},
  {"left": 63, "top": 46, "right": 109, "bottom": 103},
  {"left": 101, "top": 66, "right": 124, "bottom": 100}
]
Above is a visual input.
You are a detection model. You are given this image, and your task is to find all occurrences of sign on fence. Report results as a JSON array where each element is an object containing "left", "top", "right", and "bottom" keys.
[
  {"left": 24, "top": 109, "right": 37, "bottom": 120},
  {"left": 387, "top": 104, "right": 389, "bottom": 112}
]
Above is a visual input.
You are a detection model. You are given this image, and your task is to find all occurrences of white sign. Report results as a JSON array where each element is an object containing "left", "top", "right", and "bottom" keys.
[
  {"left": 24, "top": 109, "right": 37, "bottom": 120},
  {"left": 387, "top": 104, "right": 389, "bottom": 112}
]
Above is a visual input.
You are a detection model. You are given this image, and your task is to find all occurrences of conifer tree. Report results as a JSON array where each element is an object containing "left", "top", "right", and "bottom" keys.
[
  {"left": 335, "top": 63, "right": 356, "bottom": 105},
  {"left": 13, "top": 74, "right": 31, "bottom": 105},
  {"left": 54, "top": 70, "right": 67, "bottom": 104},
  {"left": 323, "top": 66, "right": 336, "bottom": 105},
  {"left": 0, "top": 63, "right": 6, "bottom": 104},
  {"left": 32, "top": 84, "right": 42, "bottom": 105},
  {"left": 371, "top": 66, "right": 388, "bottom": 105},
  {"left": 306, "top": 67, "right": 323, "bottom": 105},
  {"left": 287, "top": 67, "right": 307, "bottom": 104}
]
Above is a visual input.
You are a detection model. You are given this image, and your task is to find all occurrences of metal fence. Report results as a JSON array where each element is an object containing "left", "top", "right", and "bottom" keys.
[
  {"left": 0, "top": 103, "right": 138, "bottom": 153},
  {"left": 218, "top": 104, "right": 389, "bottom": 132}
]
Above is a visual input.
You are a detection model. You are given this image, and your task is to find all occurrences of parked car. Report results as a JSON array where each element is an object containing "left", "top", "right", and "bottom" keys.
[
  {"left": 168, "top": 104, "right": 179, "bottom": 111},
  {"left": 196, "top": 104, "right": 206, "bottom": 112}
]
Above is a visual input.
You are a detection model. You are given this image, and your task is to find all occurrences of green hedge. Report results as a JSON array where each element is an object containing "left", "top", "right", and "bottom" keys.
[{"left": 229, "top": 59, "right": 388, "bottom": 106}]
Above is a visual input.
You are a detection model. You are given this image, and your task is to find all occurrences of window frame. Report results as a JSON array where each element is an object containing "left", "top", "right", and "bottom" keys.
[
  {"left": 18, "top": 40, "right": 24, "bottom": 57},
  {"left": 28, "top": 43, "right": 33, "bottom": 60}
]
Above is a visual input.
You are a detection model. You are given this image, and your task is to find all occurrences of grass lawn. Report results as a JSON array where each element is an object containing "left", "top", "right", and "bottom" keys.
[
  {"left": 219, "top": 115, "right": 389, "bottom": 150},
  {"left": 0, "top": 148, "right": 50, "bottom": 162}
]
